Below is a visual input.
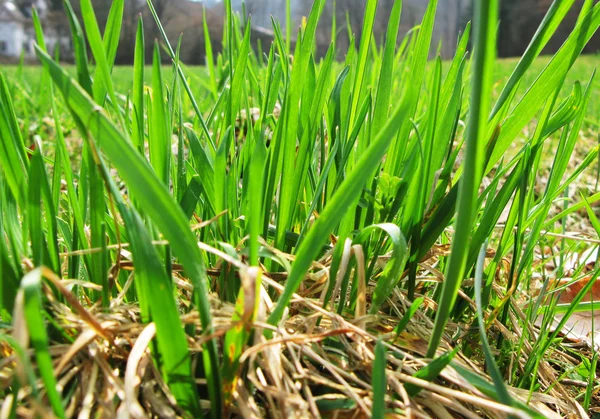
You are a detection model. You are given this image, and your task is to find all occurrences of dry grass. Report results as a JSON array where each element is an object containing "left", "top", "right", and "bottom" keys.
[{"left": 2, "top": 235, "right": 598, "bottom": 418}]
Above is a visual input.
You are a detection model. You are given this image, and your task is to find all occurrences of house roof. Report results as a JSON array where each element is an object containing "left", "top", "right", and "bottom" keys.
[{"left": 0, "top": 1, "right": 27, "bottom": 23}]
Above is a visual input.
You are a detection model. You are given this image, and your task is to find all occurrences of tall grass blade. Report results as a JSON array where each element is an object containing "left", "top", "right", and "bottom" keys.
[
  {"left": 35, "top": 47, "right": 223, "bottom": 414},
  {"left": 132, "top": 17, "right": 145, "bottom": 153},
  {"left": 371, "top": 0, "right": 402, "bottom": 136},
  {"left": 0, "top": 74, "right": 28, "bottom": 207},
  {"left": 474, "top": 243, "right": 512, "bottom": 405},
  {"left": 427, "top": 0, "right": 498, "bottom": 357},
  {"left": 149, "top": 42, "right": 170, "bottom": 185}
]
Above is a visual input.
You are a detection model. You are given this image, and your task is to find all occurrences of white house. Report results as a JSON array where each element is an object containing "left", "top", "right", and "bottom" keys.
[
  {"left": 0, "top": 0, "right": 68, "bottom": 59},
  {"left": 0, "top": 1, "right": 28, "bottom": 57}
]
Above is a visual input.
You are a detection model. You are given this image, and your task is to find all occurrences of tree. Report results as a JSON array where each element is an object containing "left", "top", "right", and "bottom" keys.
[{"left": 497, "top": 0, "right": 542, "bottom": 57}]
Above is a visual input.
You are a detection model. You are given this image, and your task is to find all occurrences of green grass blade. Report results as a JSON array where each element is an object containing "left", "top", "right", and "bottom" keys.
[
  {"left": 35, "top": 47, "right": 223, "bottom": 413},
  {"left": 203, "top": 6, "right": 218, "bottom": 100},
  {"left": 514, "top": 72, "right": 594, "bottom": 286},
  {"left": 386, "top": 0, "right": 438, "bottom": 175},
  {"left": 150, "top": 42, "right": 171, "bottom": 185},
  {"left": 285, "top": 0, "right": 291, "bottom": 52},
  {"left": 491, "top": 0, "right": 577, "bottom": 117},
  {"left": 275, "top": 0, "right": 325, "bottom": 251},
  {"left": 393, "top": 297, "right": 424, "bottom": 337},
  {"left": 80, "top": 0, "right": 119, "bottom": 108},
  {"left": 88, "top": 149, "right": 107, "bottom": 303},
  {"left": 486, "top": 3, "right": 600, "bottom": 172},
  {"left": 32, "top": 8, "right": 88, "bottom": 281},
  {"left": 120, "top": 202, "right": 201, "bottom": 414},
  {"left": 132, "top": 17, "right": 145, "bottom": 153},
  {"left": 474, "top": 243, "right": 512, "bottom": 406},
  {"left": 19, "top": 269, "right": 66, "bottom": 418},
  {"left": 267, "top": 90, "right": 412, "bottom": 329},
  {"left": 227, "top": 19, "right": 252, "bottom": 125},
  {"left": 146, "top": 0, "right": 215, "bottom": 151},
  {"left": 353, "top": 224, "right": 408, "bottom": 314},
  {"left": 287, "top": 45, "right": 335, "bottom": 228},
  {"left": 63, "top": 0, "right": 92, "bottom": 94},
  {"left": 350, "top": 0, "right": 378, "bottom": 124},
  {"left": 584, "top": 352, "right": 597, "bottom": 410},
  {"left": 248, "top": 141, "right": 266, "bottom": 266},
  {"left": 88, "top": 147, "right": 201, "bottom": 413},
  {"left": 372, "top": 339, "right": 386, "bottom": 419},
  {"left": 405, "top": 348, "right": 458, "bottom": 397},
  {"left": 27, "top": 153, "right": 44, "bottom": 267},
  {"left": 371, "top": 0, "right": 402, "bottom": 136},
  {"left": 0, "top": 184, "right": 19, "bottom": 315},
  {"left": 427, "top": 0, "right": 498, "bottom": 358},
  {"left": 452, "top": 363, "right": 546, "bottom": 418},
  {"left": 30, "top": 144, "right": 60, "bottom": 273},
  {"left": 185, "top": 127, "right": 217, "bottom": 214},
  {"left": 102, "top": 0, "right": 124, "bottom": 70},
  {"left": 0, "top": 74, "right": 28, "bottom": 208}
]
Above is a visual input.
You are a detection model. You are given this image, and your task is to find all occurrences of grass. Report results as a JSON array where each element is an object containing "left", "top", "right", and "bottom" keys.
[
  {"left": 2, "top": 0, "right": 600, "bottom": 417},
  {"left": 4, "top": 56, "right": 600, "bottom": 112}
]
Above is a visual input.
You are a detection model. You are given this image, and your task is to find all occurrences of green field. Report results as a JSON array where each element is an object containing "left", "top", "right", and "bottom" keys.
[
  {"left": 5, "top": 54, "right": 600, "bottom": 112},
  {"left": 2, "top": 0, "right": 600, "bottom": 417}
]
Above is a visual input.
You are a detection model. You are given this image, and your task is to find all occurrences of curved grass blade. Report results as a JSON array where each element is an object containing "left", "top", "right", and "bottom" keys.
[
  {"left": 35, "top": 47, "right": 222, "bottom": 414},
  {"left": 542, "top": 81, "right": 583, "bottom": 137},
  {"left": 111, "top": 184, "right": 201, "bottom": 414},
  {"left": 511, "top": 72, "right": 595, "bottom": 294},
  {"left": 474, "top": 243, "right": 513, "bottom": 406},
  {"left": 353, "top": 223, "right": 408, "bottom": 314},
  {"left": 78, "top": 125, "right": 201, "bottom": 413}
]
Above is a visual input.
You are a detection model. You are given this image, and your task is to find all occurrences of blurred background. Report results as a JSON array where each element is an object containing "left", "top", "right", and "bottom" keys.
[{"left": 0, "top": 0, "right": 599, "bottom": 64}]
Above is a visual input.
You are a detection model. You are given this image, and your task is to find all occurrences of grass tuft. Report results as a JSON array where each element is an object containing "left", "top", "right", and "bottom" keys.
[{"left": 1, "top": 0, "right": 600, "bottom": 416}]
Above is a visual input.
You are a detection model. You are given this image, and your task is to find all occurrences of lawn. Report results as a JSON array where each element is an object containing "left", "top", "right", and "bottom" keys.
[{"left": 2, "top": 0, "right": 600, "bottom": 418}]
